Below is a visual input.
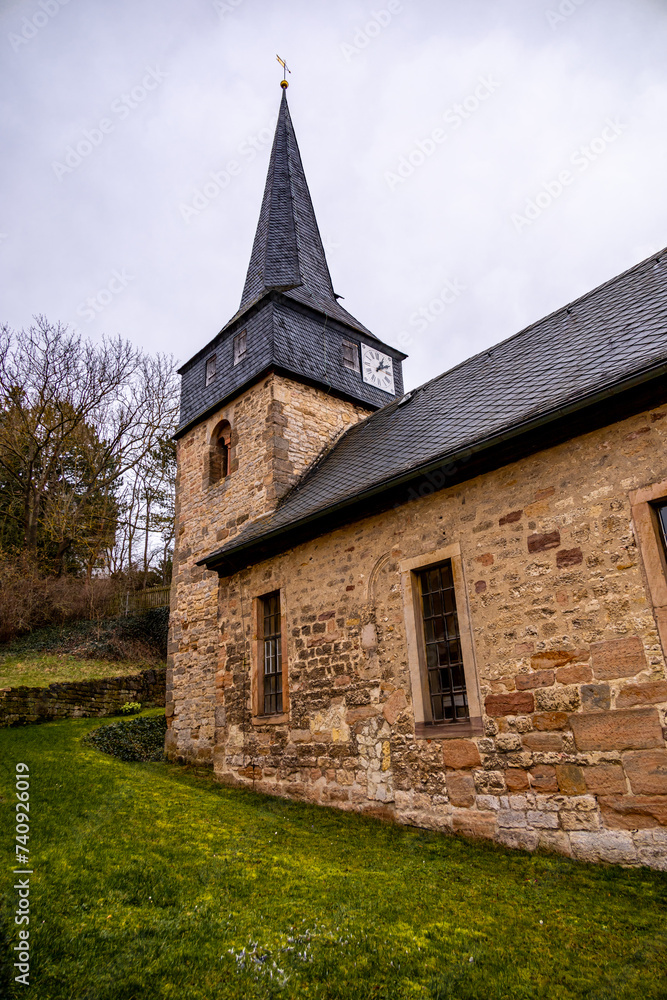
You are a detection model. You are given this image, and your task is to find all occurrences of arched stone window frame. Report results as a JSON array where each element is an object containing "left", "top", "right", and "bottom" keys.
[{"left": 207, "top": 419, "right": 232, "bottom": 487}]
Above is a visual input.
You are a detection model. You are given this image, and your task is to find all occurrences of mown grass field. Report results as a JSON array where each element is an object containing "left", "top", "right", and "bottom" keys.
[
  {"left": 0, "top": 652, "right": 162, "bottom": 689},
  {"left": 1, "top": 711, "right": 666, "bottom": 1000}
]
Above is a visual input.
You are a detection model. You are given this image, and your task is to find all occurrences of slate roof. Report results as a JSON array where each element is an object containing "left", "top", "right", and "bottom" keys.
[
  {"left": 201, "top": 248, "right": 667, "bottom": 568},
  {"left": 227, "top": 88, "right": 378, "bottom": 339}
]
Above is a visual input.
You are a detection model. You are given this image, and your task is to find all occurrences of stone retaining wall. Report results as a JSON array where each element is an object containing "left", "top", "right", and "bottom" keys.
[{"left": 0, "top": 667, "right": 166, "bottom": 726}]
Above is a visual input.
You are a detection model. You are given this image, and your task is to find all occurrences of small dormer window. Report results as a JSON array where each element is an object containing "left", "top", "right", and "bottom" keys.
[
  {"left": 342, "top": 339, "right": 360, "bottom": 372},
  {"left": 205, "top": 354, "right": 217, "bottom": 386},
  {"left": 233, "top": 329, "right": 247, "bottom": 365}
]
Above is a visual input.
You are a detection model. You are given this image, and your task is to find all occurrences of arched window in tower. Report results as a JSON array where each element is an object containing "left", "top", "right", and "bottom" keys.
[{"left": 208, "top": 420, "right": 232, "bottom": 486}]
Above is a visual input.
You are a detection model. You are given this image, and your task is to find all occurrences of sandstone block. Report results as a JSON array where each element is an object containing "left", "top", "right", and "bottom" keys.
[
  {"left": 496, "top": 828, "right": 539, "bottom": 852},
  {"left": 473, "top": 769, "right": 506, "bottom": 795},
  {"left": 452, "top": 808, "right": 498, "bottom": 839},
  {"left": 623, "top": 750, "right": 667, "bottom": 795},
  {"left": 527, "top": 810, "right": 559, "bottom": 829},
  {"left": 447, "top": 771, "right": 476, "bottom": 807},
  {"left": 560, "top": 809, "right": 600, "bottom": 831},
  {"left": 533, "top": 712, "right": 570, "bottom": 731},
  {"left": 556, "top": 664, "right": 592, "bottom": 685},
  {"left": 530, "top": 765, "right": 558, "bottom": 792},
  {"left": 599, "top": 794, "right": 667, "bottom": 829},
  {"left": 516, "top": 670, "right": 555, "bottom": 690},
  {"left": 570, "top": 708, "right": 663, "bottom": 751},
  {"left": 534, "top": 685, "right": 580, "bottom": 713},
  {"left": 556, "top": 764, "right": 586, "bottom": 795},
  {"left": 556, "top": 547, "right": 583, "bottom": 569},
  {"left": 570, "top": 830, "right": 637, "bottom": 865},
  {"left": 591, "top": 636, "right": 647, "bottom": 680},
  {"left": 485, "top": 692, "right": 534, "bottom": 717},
  {"left": 616, "top": 681, "right": 667, "bottom": 709},
  {"left": 537, "top": 830, "right": 572, "bottom": 855},
  {"left": 522, "top": 732, "right": 564, "bottom": 752},
  {"left": 382, "top": 689, "right": 407, "bottom": 726},
  {"left": 584, "top": 765, "right": 627, "bottom": 795},
  {"left": 499, "top": 509, "right": 522, "bottom": 525},
  {"left": 531, "top": 650, "right": 582, "bottom": 670},
  {"left": 498, "top": 809, "right": 527, "bottom": 828},
  {"left": 581, "top": 684, "right": 611, "bottom": 712},
  {"left": 527, "top": 530, "right": 560, "bottom": 553},
  {"left": 442, "top": 739, "right": 481, "bottom": 769},
  {"left": 505, "top": 768, "right": 531, "bottom": 791}
]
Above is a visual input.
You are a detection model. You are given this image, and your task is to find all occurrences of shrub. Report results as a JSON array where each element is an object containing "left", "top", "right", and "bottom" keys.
[
  {"left": 83, "top": 714, "right": 167, "bottom": 762},
  {"left": 120, "top": 702, "right": 142, "bottom": 715}
]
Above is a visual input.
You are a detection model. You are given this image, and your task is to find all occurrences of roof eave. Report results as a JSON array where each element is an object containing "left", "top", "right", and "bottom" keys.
[{"left": 197, "top": 359, "right": 667, "bottom": 575}]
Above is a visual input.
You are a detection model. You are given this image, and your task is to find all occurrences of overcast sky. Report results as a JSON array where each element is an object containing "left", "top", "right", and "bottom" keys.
[{"left": 2, "top": 0, "right": 666, "bottom": 393}]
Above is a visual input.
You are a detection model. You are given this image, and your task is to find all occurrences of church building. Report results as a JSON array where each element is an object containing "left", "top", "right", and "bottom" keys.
[{"left": 167, "top": 83, "right": 667, "bottom": 870}]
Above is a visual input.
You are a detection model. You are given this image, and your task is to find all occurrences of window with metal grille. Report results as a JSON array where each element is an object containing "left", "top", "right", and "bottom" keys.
[
  {"left": 233, "top": 329, "right": 247, "bottom": 365},
  {"left": 205, "top": 354, "right": 216, "bottom": 386},
  {"left": 341, "top": 340, "right": 360, "bottom": 372},
  {"left": 417, "top": 562, "right": 469, "bottom": 724},
  {"left": 261, "top": 591, "right": 282, "bottom": 715}
]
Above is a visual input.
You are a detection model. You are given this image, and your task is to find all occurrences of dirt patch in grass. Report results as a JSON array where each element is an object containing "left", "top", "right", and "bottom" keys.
[
  {"left": 0, "top": 713, "right": 666, "bottom": 999},
  {"left": 0, "top": 652, "right": 164, "bottom": 689}
]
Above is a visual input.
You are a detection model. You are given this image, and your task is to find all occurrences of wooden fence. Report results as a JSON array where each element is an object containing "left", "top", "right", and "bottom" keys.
[{"left": 124, "top": 585, "right": 171, "bottom": 614}]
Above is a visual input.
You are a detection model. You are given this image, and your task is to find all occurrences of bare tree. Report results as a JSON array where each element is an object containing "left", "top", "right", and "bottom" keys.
[{"left": 0, "top": 317, "right": 179, "bottom": 573}]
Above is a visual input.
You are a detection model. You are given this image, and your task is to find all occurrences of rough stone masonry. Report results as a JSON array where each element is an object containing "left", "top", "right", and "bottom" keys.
[{"left": 167, "top": 381, "right": 667, "bottom": 872}]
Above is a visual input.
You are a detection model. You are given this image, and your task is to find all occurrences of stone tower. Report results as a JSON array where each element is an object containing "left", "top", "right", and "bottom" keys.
[{"left": 167, "top": 84, "right": 406, "bottom": 762}]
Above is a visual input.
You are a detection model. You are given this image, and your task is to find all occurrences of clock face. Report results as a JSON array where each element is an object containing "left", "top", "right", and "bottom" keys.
[{"left": 361, "top": 344, "right": 395, "bottom": 394}]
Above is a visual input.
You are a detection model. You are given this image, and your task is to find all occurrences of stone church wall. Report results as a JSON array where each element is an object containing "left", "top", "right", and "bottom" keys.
[{"left": 168, "top": 400, "right": 667, "bottom": 870}]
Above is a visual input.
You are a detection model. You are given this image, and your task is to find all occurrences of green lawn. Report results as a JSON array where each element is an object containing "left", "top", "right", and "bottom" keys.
[
  {"left": 0, "top": 652, "right": 163, "bottom": 688},
  {"left": 0, "top": 713, "right": 666, "bottom": 1000}
]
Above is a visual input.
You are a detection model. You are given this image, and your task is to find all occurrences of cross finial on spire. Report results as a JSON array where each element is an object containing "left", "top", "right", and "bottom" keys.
[{"left": 276, "top": 54, "right": 291, "bottom": 88}]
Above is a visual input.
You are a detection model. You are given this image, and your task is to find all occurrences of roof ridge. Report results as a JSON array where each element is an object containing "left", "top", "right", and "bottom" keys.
[{"left": 398, "top": 245, "right": 667, "bottom": 400}]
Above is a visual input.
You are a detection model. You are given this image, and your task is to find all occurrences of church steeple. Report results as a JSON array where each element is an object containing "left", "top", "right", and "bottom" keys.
[
  {"left": 176, "top": 83, "right": 406, "bottom": 438},
  {"left": 240, "top": 88, "right": 337, "bottom": 312}
]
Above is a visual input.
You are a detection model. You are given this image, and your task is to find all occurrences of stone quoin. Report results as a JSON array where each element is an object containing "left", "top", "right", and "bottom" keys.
[{"left": 167, "top": 83, "right": 667, "bottom": 871}]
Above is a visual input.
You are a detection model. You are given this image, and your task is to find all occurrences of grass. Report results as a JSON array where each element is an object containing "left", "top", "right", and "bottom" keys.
[
  {"left": 0, "top": 652, "right": 163, "bottom": 689},
  {"left": 0, "top": 712, "right": 666, "bottom": 1000}
]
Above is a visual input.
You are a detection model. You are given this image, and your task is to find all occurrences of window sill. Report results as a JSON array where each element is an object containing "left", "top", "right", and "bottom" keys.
[
  {"left": 252, "top": 713, "right": 289, "bottom": 726},
  {"left": 414, "top": 717, "right": 484, "bottom": 740}
]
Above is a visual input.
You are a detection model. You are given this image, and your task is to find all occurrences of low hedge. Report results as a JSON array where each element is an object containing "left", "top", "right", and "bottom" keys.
[{"left": 83, "top": 713, "right": 167, "bottom": 762}]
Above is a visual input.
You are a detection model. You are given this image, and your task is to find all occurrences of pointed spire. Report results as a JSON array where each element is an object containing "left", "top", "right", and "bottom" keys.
[{"left": 240, "top": 89, "right": 338, "bottom": 312}]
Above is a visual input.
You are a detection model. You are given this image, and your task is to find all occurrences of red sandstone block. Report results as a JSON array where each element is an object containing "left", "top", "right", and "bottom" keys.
[
  {"left": 584, "top": 765, "right": 627, "bottom": 795},
  {"left": 533, "top": 711, "right": 570, "bottom": 731},
  {"left": 616, "top": 681, "right": 667, "bottom": 709},
  {"left": 556, "top": 663, "right": 592, "bottom": 684},
  {"left": 447, "top": 772, "right": 476, "bottom": 808},
  {"left": 505, "top": 768, "right": 531, "bottom": 791},
  {"left": 485, "top": 692, "right": 534, "bottom": 717},
  {"left": 599, "top": 795, "right": 667, "bottom": 829},
  {"left": 499, "top": 510, "right": 523, "bottom": 526},
  {"left": 442, "top": 739, "right": 481, "bottom": 769},
  {"left": 514, "top": 642, "right": 535, "bottom": 656},
  {"left": 535, "top": 488, "right": 555, "bottom": 500},
  {"left": 556, "top": 764, "right": 586, "bottom": 795},
  {"left": 527, "top": 530, "right": 560, "bottom": 553},
  {"left": 531, "top": 650, "right": 580, "bottom": 670},
  {"left": 557, "top": 547, "right": 583, "bottom": 569},
  {"left": 475, "top": 580, "right": 487, "bottom": 594},
  {"left": 452, "top": 808, "right": 497, "bottom": 839},
  {"left": 570, "top": 708, "right": 663, "bottom": 751},
  {"left": 516, "top": 670, "right": 555, "bottom": 690},
  {"left": 530, "top": 765, "right": 558, "bottom": 792},
  {"left": 476, "top": 553, "right": 494, "bottom": 566},
  {"left": 382, "top": 689, "right": 407, "bottom": 726},
  {"left": 623, "top": 750, "right": 667, "bottom": 795},
  {"left": 522, "top": 732, "right": 564, "bottom": 752},
  {"left": 590, "top": 636, "right": 647, "bottom": 680}
]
